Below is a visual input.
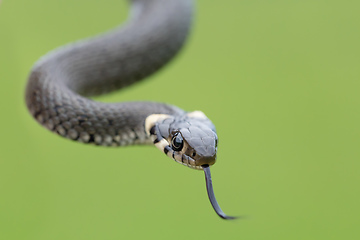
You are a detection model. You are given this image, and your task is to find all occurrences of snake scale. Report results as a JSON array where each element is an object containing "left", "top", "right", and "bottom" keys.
[{"left": 25, "top": 0, "right": 237, "bottom": 219}]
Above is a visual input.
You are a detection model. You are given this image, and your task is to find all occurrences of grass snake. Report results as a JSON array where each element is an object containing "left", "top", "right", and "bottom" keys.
[{"left": 25, "top": 0, "right": 237, "bottom": 220}]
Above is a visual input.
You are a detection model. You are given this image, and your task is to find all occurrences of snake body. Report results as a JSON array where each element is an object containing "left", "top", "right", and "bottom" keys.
[{"left": 25, "top": 0, "right": 237, "bottom": 219}]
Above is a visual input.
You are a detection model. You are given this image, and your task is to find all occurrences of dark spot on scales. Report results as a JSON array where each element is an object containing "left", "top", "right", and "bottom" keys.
[
  {"left": 88, "top": 134, "right": 95, "bottom": 143},
  {"left": 150, "top": 126, "right": 156, "bottom": 135},
  {"left": 34, "top": 110, "right": 42, "bottom": 119}
]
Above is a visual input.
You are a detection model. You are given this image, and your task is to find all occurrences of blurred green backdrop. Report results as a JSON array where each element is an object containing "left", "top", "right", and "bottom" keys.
[{"left": 1, "top": 0, "right": 360, "bottom": 239}]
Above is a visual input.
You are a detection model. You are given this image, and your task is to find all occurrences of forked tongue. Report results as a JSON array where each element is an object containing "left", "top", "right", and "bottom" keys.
[{"left": 202, "top": 164, "right": 237, "bottom": 220}]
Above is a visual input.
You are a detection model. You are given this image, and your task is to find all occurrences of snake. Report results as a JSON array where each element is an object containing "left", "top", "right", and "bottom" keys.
[{"left": 25, "top": 0, "right": 237, "bottom": 220}]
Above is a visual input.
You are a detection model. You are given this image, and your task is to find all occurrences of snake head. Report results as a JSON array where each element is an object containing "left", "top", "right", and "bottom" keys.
[
  {"left": 146, "top": 111, "right": 237, "bottom": 220},
  {"left": 145, "top": 111, "right": 218, "bottom": 169}
]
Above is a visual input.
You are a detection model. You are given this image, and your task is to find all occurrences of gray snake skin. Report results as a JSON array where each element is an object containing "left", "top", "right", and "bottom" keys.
[
  {"left": 26, "top": 0, "right": 191, "bottom": 146},
  {"left": 25, "top": 0, "right": 237, "bottom": 219}
]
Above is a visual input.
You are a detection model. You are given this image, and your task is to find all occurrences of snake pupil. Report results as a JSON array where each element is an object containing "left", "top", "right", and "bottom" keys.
[{"left": 171, "top": 132, "right": 183, "bottom": 151}]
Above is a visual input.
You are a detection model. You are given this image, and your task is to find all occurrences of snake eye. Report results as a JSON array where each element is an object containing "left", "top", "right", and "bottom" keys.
[{"left": 171, "top": 132, "right": 183, "bottom": 151}]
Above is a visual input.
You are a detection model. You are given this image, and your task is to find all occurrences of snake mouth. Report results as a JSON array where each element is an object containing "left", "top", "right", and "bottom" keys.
[
  {"left": 179, "top": 154, "right": 216, "bottom": 170},
  {"left": 202, "top": 164, "right": 237, "bottom": 220},
  {"left": 174, "top": 154, "right": 204, "bottom": 170}
]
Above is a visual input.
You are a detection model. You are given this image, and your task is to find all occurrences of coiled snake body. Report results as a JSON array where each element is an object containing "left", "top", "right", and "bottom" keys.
[{"left": 25, "top": 0, "right": 236, "bottom": 219}]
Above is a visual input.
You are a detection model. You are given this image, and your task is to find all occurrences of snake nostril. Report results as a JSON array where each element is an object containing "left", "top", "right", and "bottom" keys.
[{"left": 192, "top": 152, "right": 196, "bottom": 157}]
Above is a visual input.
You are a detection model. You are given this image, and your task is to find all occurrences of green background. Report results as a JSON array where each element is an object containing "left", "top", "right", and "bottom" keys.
[{"left": 1, "top": 0, "right": 359, "bottom": 239}]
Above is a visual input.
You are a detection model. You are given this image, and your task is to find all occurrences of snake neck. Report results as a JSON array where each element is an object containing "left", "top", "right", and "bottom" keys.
[{"left": 25, "top": 0, "right": 193, "bottom": 146}]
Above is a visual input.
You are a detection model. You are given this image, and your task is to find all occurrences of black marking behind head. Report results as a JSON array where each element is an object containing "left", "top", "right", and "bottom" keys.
[
  {"left": 150, "top": 126, "right": 156, "bottom": 135},
  {"left": 164, "top": 146, "right": 170, "bottom": 154}
]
